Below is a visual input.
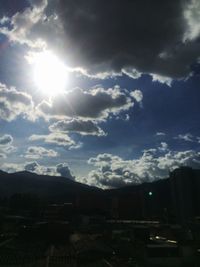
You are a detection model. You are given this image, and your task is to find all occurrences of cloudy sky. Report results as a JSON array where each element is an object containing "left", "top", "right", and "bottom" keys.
[{"left": 0, "top": 0, "right": 200, "bottom": 188}]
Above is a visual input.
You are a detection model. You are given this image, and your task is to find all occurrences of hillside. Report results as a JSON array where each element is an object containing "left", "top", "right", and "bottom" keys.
[{"left": 0, "top": 171, "right": 102, "bottom": 201}]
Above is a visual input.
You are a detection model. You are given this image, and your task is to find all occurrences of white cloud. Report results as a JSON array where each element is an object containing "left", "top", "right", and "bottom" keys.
[
  {"left": 151, "top": 74, "right": 173, "bottom": 86},
  {"left": 130, "top": 90, "right": 143, "bottom": 103},
  {"left": 183, "top": 0, "right": 200, "bottom": 41},
  {"left": 29, "top": 132, "right": 82, "bottom": 150},
  {"left": 24, "top": 161, "right": 58, "bottom": 176},
  {"left": 69, "top": 67, "right": 123, "bottom": 80},
  {"left": 86, "top": 147, "right": 200, "bottom": 188},
  {"left": 0, "top": 16, "right": 10, "bottom": 25},
  {"left": 2, "top": 161, "right": 58, "bottom": 176},
  {"left": 174, "top": 133, "right": 195, "bottom": 142},
  {"left": 158, "top": 142, "right": 169, "bottom": 152},
  {"left": 122, "top": 68, "right": 142, "bottom": 79},
  {"left": 0, "top": 83, "right": 34, "bottom": 121},
  {"left": 2, "top": 163, "right": 22, "bottom": 173},
  {"left": 24, "top": 146, "right": 58, "bottom": 159},
  {"left": 156, "top": 132, "right": 166, "bottom": 136},
  {"left": 0, "top": 0, "right": 48, "bottom": 48}
]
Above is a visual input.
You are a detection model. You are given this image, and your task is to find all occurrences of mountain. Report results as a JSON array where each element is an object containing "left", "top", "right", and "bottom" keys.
[{"left": 0, "top": 171, "right": 102, "bottom": 201}]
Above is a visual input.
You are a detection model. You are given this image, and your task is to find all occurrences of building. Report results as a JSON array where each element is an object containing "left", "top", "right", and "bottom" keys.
[{"left": 170, "top": 167, "right": 200, "bottom": 224}]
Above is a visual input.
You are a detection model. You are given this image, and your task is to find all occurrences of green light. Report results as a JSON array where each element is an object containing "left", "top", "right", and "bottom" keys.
[{"left": 148, "top": 191, "right": 153, "bottom": 196}]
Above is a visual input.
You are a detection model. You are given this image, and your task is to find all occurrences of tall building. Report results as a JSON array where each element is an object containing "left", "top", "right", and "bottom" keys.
[{"left": 170, "top": 167, "right": 200, "bottom": 224}]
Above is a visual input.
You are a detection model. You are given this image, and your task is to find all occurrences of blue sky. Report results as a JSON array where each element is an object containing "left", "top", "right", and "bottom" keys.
[{"left": 0, "top": 0, "right": 200, "bottom": 188}]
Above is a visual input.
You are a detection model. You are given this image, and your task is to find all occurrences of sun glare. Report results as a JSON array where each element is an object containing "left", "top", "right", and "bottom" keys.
[{"left": 31, "top": 51, "right": 68, "bottom": 96}]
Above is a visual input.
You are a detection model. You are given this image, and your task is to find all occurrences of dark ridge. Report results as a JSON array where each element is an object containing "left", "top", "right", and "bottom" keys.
[
  {"left": 0, "top": 170, "right": 102, "bottom": 201},
  {"left": 0, "top": 170, "right": 7, "bottom": 175}
]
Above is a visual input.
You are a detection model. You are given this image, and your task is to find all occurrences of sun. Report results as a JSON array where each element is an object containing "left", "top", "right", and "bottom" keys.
[{"left": 31, "top": 51, "right": 68, "bottom": 96}]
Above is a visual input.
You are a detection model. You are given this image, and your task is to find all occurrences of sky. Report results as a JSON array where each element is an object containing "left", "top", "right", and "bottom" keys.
[{"left": 0, "top": 0, "right": 200, "bottom": 188}]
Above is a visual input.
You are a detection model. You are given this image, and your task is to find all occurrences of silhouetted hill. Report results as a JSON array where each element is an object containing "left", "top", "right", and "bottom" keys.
[
  {"left": 0, "top": 170, "right": 171, "bottom": 200},
  {"left": 0, "top": 171, "right": 102, "bottom": 201}
]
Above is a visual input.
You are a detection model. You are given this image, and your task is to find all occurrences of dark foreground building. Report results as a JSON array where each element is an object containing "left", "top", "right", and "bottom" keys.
[
  {"left": 106, "top": 167, "right": 200, "bottom": 224},
  {"left": 170, "top": 167, "right": 200, "bottom": 224}
]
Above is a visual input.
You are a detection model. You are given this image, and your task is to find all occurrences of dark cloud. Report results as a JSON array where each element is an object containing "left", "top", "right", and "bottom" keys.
[
  {"left": 49, "top": 119, "right": 106, "bottom": 136},
  {"left": 37, "top": 86, "right": 133, "bottom": 120},
  {"left": 0, "top": 134, "right": 15, "bottom": 158},
  {"left": 56, "top": 0, "right": 200, "bottom": 79},
  {"left": 2, "top": 0, "right": 199, "bottom": 80},
  {"left": 56, "top": 163, "right": 75, "bottom": 180},
  {"left": 24, "top": 161, "right": 39, "bottom": 172},
  {"left": 0, "top": 134, "right": 13, "bottom": 146}
]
